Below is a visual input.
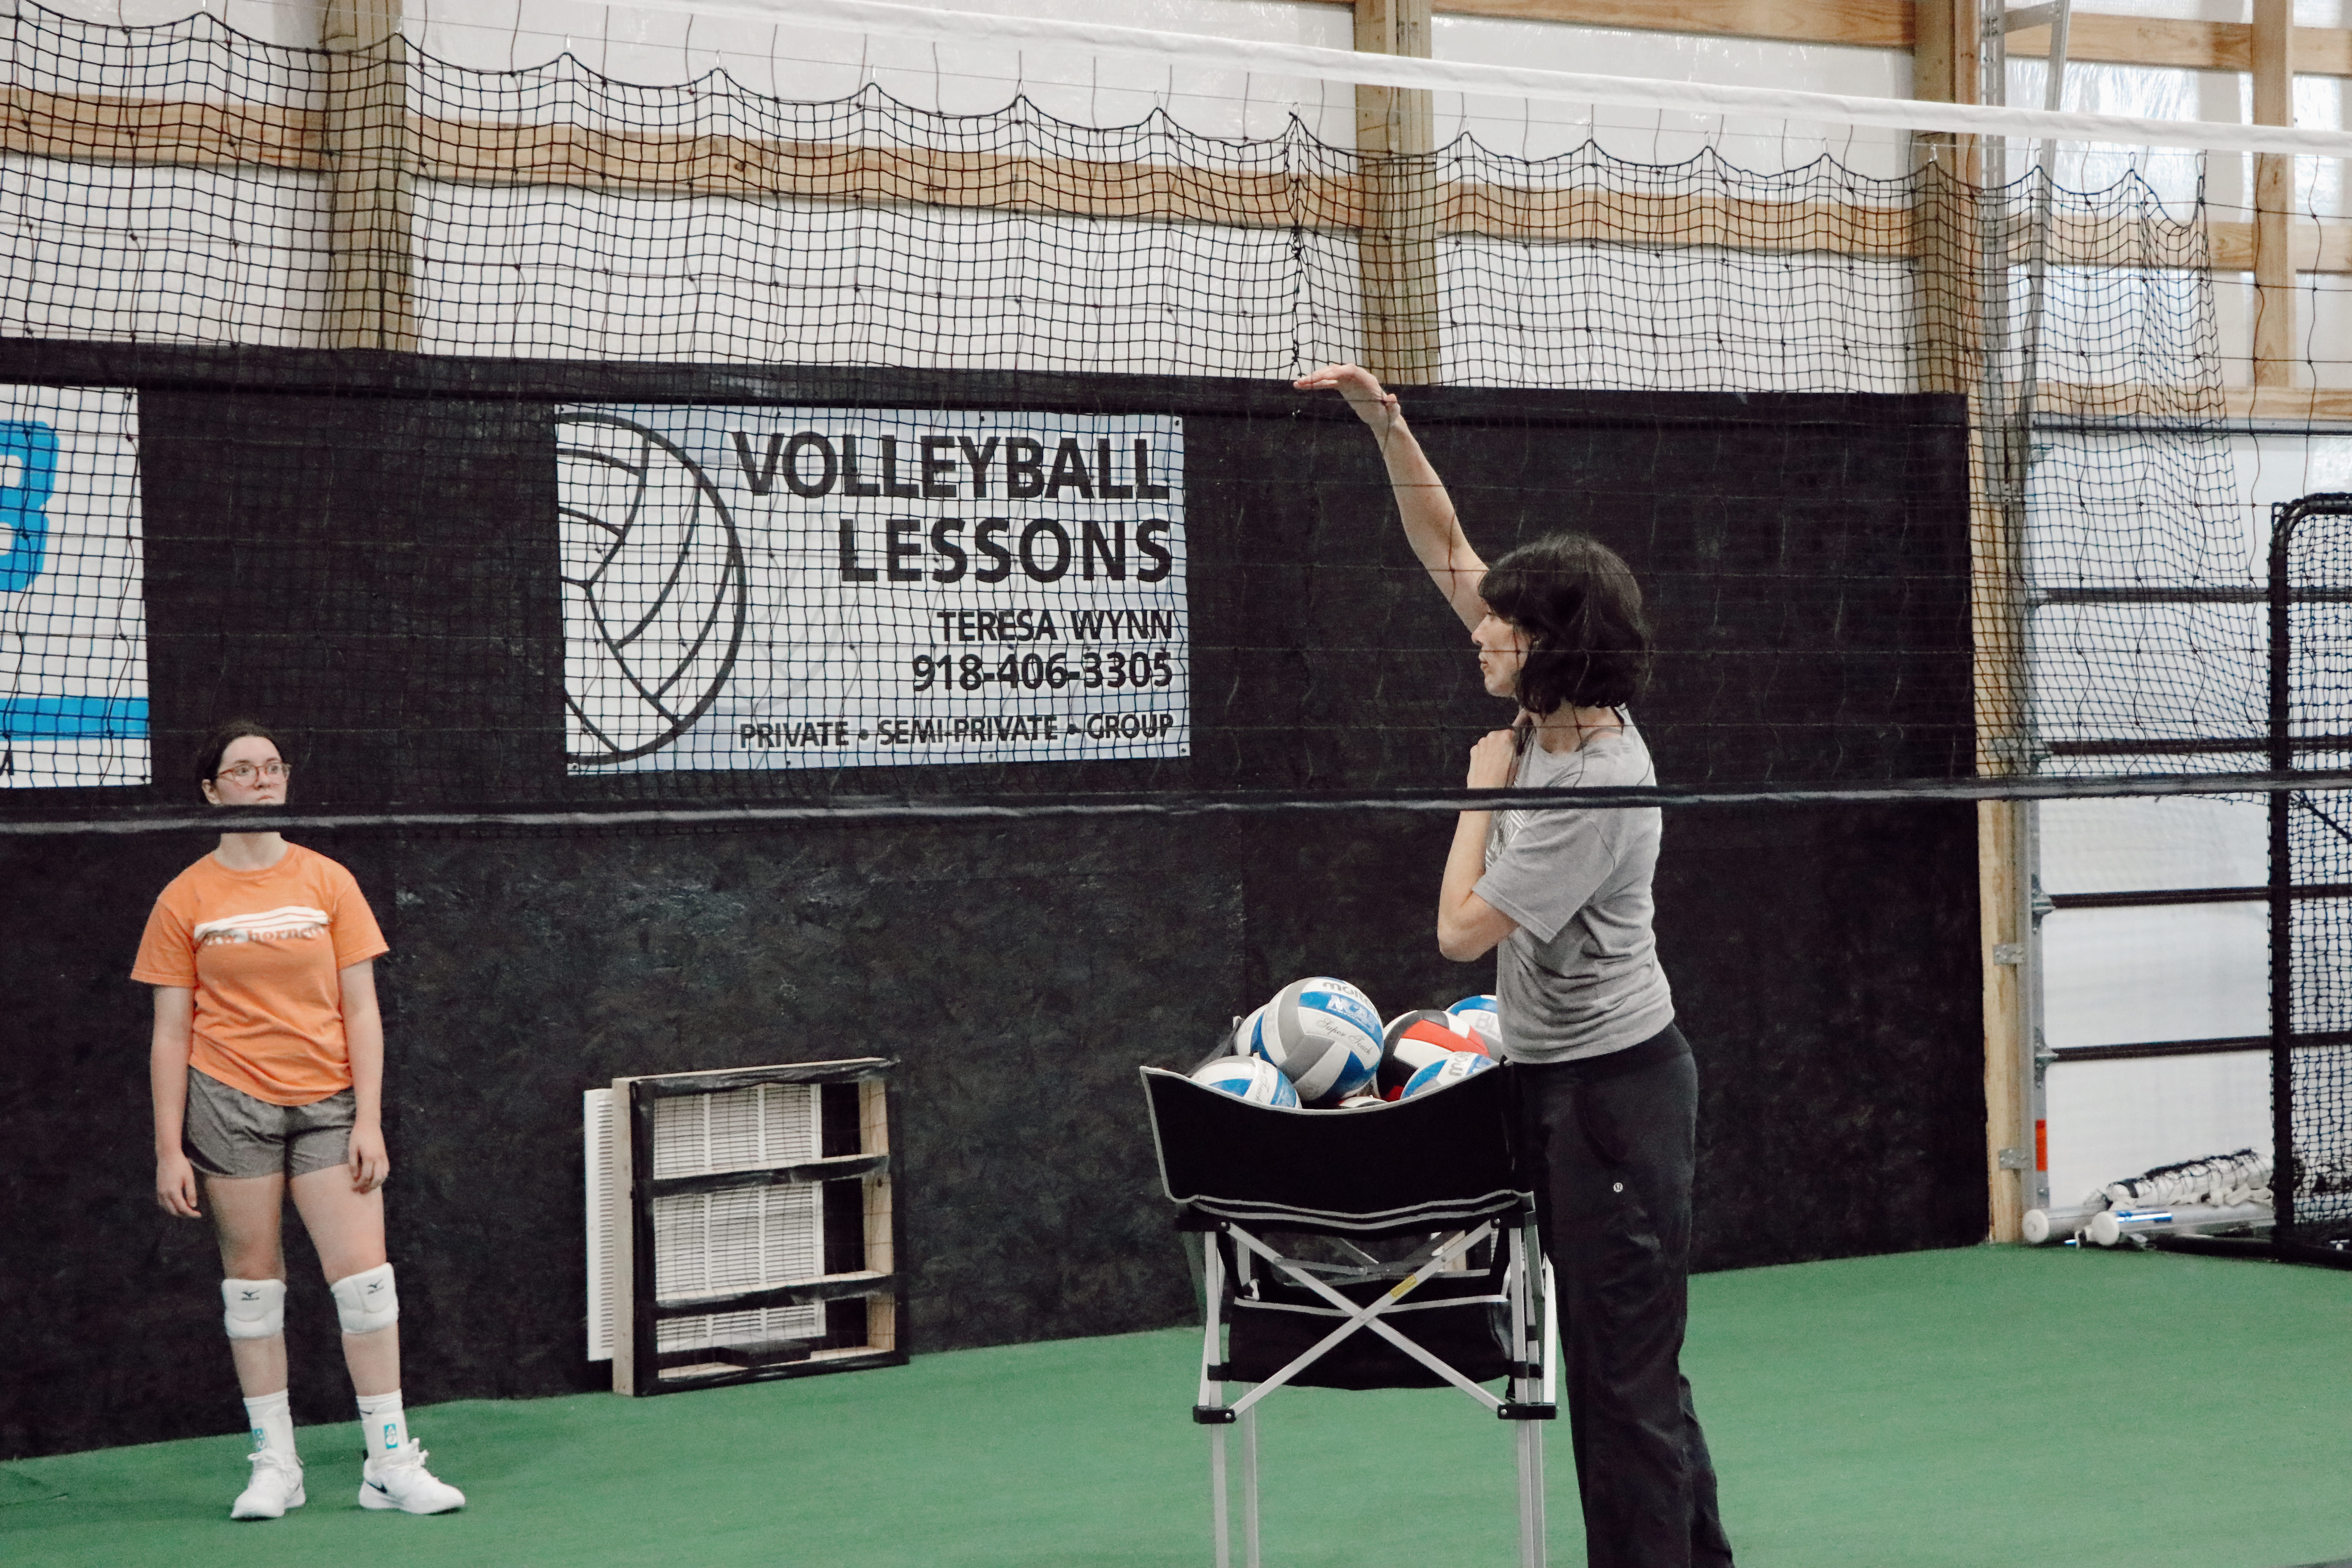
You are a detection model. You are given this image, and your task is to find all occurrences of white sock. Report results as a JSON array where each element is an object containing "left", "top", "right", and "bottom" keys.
[
  {"left": 355, "top": 1390, "right": 408, "bottom": 1457},
  {"left": 243, "top": 1390, "right": 295, "bottom": 1457}
]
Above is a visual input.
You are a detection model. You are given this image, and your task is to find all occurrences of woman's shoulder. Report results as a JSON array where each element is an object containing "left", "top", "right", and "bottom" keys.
[
  {"left": 1531, "top": 725, "right": 1652, "bottom": 789},
  {"left": 282, "top": 842, "right": 366, "bottom": 893}
]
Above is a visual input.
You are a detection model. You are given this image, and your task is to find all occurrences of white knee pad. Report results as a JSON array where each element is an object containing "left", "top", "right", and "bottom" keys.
[
  {"left": 221, "top": 1278, "right": 285, "bottom": 1341},
  {"left": 329, "top": 1263, "right": 399, "bottom": 1336}
]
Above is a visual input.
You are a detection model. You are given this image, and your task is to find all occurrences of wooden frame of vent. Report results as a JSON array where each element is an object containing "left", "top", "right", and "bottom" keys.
[{"left": 608, "top": 1057, "right": 904, "bottom": 1396}]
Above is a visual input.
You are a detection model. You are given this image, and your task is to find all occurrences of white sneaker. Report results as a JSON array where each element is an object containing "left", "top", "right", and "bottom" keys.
[
  {"left": 358, "top": 1441, "right": 466, "bottom": 1515},
  {"left": 230, "top": 1449, "right": 305, "bottom": 1520}
]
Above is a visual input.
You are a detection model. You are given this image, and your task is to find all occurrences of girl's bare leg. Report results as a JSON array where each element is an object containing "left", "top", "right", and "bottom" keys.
[
  {"left": 205, "top": 1172, "right": 289, "bottom": 1397},
  {"left": 289, "top": 1166, "right": 397, "bottom": 1396}
]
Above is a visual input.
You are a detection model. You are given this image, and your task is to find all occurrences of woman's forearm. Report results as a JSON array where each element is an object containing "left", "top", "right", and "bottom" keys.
[
  {"left": 1295, "top": 364, "right": 1487, "bottom": 629},
  {"left": 341, "top": 961, "right": 384, "bottom": 1128},
  {"left": 1437, "top": 809, "right": 1502, "bottom": 961},
  {"left": 1372, "top": 408, "right": 1486, "bottom": 632},
  {"left": 149, "top": 987, "right": 193, "bottom": 1155}
]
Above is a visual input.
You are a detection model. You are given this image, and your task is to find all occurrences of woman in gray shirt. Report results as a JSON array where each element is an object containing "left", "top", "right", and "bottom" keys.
[{"left": 1298, "top": 362, "right": 1734, "bottom": 1568}]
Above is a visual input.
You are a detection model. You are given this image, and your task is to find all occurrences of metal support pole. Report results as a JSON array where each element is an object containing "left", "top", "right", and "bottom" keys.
[
  {"left": 1239, "top": 1408, "right": 1261, "bottom": 1568},
  {"left": 2270, "top": 501, "right": 2299, "bottom": 1249},
  {"left": 1517, "top": 1421, "right": 1545, "bottom": 1568},
  {"left": 1203, "top": 1230, "right": 1230, "bottom": 1568},
  {"left": 1210, "top": 1425, "right": 1231, "bottom": 1568}
]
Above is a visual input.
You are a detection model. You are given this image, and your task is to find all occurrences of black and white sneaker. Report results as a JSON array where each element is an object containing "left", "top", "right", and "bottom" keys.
[{"left": 357, "top": 1441, "right": 465, "bottom": 1515}]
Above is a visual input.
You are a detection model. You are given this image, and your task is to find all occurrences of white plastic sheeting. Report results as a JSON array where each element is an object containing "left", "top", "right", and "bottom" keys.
[
  {"left": 2042, "top": 794, "right": 2267, "bottom": 895},
  {"left": 2045, "top": 1051, "right": 2272, "bottom": 1216}
]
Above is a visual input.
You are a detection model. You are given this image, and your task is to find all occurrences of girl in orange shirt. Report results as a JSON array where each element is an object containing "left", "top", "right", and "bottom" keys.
[{"left": 136, "top": 720, "right": 465, "bottom": 1521}]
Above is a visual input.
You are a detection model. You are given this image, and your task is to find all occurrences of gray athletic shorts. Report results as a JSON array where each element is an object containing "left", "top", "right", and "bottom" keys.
[{"left": 183, "top": 1069, "right": 354, "bottom": 1180}]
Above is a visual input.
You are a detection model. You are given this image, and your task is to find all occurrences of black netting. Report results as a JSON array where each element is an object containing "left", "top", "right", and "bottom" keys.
[
  {"left": 2277, "top": 503, "right": 2352, "bottom": 1244},
  {"left": 0, "top": 1, "right": 2265, "bottom": 818}
]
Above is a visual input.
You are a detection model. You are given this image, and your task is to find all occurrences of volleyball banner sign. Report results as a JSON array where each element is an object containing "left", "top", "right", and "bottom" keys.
[
  {"left": 0, "top": 385, "right": 147, "bottom": 789},
  {"left": 558, "top": 405, "right": 1186, "bottom": 773}
]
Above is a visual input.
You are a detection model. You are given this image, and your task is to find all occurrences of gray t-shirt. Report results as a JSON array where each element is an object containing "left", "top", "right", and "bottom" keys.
[{"left": 1474, "top": 720, "right": 1675, "bottom": 1064}]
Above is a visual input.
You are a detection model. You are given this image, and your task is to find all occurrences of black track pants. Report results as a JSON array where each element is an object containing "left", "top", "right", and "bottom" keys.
[{"left": 1511, "top": 1028, "right": 1735, "bottom": 1568}]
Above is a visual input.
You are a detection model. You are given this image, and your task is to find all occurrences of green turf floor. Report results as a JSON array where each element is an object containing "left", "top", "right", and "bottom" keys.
[{"left": 4, "top": 1245, "right": 2348, "bottom": 1568}]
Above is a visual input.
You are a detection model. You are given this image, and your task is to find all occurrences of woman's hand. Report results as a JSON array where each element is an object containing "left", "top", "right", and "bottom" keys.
[
  {"left": 348, "top": 1123, "right": 391, "bottom": 1194},
  {"left": 155, "top": 1149, "right": 202, "bottom": 1219},
  {"left": 1467, "top": 729, "right": 1521, "bottom": 790},
  {"left": 1292, "top": 363, "right": 1399, "bottom": 430}
]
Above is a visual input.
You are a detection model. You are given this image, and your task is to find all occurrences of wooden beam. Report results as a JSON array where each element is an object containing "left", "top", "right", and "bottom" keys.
[
  {"left": 2208, "top": 218, "right": 2352, "bottom": 274},
  {"left": 2254, "top": 0, "right": 2295, "bottom": 389},
  {"left": 322, "top": 0, "right": 414, "bottom": 352},
  {"left": 0, "top": 85, "right": 316, "bottom": 170},
  {"left": 2020, "top": 381, "right": 2352, "bottom": 426},
  {"left": 2223, "top": 385, "right": 2352, "bottom": 422},
  {"left": 1911, "top": 0, "right": 1977, "bottom": 109},
  {"left": 17, "top": 87, "right": 2352, "bottom": 278},
  {"left": 2004, "top": 14, "right": 2247, "bottom": 73},
  {"left": 1980, "top": 800, "right": 2027, "bottom": 1245},
  {"left": 1425, "top": 0, "right": 1910, "bottom": 48},
  {"left": 2006, "top": 13, "right": 2352, "bottom": 77},
  {"left": 1356, "top": 0, "right": 1439, "bottom": 386}
]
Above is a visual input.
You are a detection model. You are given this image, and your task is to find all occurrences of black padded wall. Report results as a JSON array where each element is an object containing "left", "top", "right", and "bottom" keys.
[{"left": 0, "top": 348, "right": 1982, "bottom": 1459}]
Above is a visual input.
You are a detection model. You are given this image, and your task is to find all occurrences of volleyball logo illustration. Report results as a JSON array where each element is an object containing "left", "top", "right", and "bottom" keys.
[{"left": 558, "top": 414, "right": 748, "bottom": 766}]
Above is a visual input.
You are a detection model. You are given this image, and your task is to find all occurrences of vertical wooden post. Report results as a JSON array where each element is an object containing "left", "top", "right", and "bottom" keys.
[
  {"left": 2253, "top": 0, "right": 2296, "bottom": 387},
  {"left": 1911, "top": 0, "right": 1981, "bottom": 397},
  {"left": 322, "top": 0, "right": 416, "bottom": 352},
  {"left": 1918, "top": 0, "right": 2029, "bottom": 1243},
  {"left": 1354, "top": 0, "right": 1439, "bottom": 385}
]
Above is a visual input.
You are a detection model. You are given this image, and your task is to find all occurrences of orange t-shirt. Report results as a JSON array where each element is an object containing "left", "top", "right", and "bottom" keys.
[{"left": 131, "top": 843, "right": 389, "bottom": 1106}]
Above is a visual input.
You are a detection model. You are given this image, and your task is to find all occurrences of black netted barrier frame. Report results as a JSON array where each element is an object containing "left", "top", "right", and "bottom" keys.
[
  {"left": 2269, "top": 494, "right": 2352, "bottom": 1263},
  {"left": 0, "top": 1, "right": 2285, "bottom": 822}
]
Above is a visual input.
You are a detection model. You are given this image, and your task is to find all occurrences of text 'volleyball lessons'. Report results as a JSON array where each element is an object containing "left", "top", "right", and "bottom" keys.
[
  {"left": 0, "top": 385, "right": 147, "bottom": 789},
  {"left": 558, "top": 407, "right": 1187, "bottom": 773}
]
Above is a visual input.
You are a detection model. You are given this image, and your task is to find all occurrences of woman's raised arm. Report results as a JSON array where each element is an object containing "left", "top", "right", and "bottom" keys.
[{"left": 1294, "top": 362, "right": 1486, "bottom": 632}]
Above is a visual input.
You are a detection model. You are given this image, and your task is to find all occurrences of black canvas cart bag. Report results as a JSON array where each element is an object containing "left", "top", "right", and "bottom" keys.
[{"left": 1140, "top": 1064, "right": 1557, "bottom": 1568}]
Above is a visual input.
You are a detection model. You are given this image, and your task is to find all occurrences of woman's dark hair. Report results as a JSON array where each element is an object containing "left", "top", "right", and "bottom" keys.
[
  {"left": 191, "top": 719, "right": 284, "bottom": 789},
  {"left": 1477, "top": 532, "right": 1652, "bottom": 715}
]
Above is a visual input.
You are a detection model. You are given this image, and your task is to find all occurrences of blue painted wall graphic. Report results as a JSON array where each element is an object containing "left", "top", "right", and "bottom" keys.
[{"left": 0, "top": 389, "right": 147, "bottom": 786}]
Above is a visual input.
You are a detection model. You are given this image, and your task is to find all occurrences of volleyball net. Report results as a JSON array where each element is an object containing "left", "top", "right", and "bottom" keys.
[{"left": 0, "top": 0, "right": 2344, "bottom": 825}]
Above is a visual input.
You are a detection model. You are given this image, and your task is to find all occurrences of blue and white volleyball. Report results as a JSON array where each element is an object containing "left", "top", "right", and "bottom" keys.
[
  {"left": 1446, "top": 995, "right": 1504, "bottom": 1052},
  {"left": 1191, "top": 1055, "right": 1299, "bottom": 1108},
  {"left": 1227, "top": 1004, "right": 1268, "bottom": 1058},
  {"left": 1246, "top": 977, "right": 1383, "bottom": 1103},
  {"left": 1377, "top": 1009, "right": 1483, "bottom": 1099},
  {"left": 1402, "top": 1051, "right": 1497, "bottom": 1099}
]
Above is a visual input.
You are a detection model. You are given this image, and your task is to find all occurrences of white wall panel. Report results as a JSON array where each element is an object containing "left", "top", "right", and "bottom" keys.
[
  {"left": 2042, "top": 902, "right": 2269, "bottom": 1048},
  {"left": 2042, "top": 795, "right": 2266, "bottom": 893},
  {"left": 1437, "top": 237, "right": 1912, "bottom": 391},
  {"left": 416, "top": 183, "right": 1361, "bottom": 369},
  {"left": 2030, "top": 600, "right": 2266, "bottom": 747},
  {"left": 0, "top": 159, "right": 328, "bottom": 344},
  {"left": 32, "top": 0, "right": 321, "bottom": 48},
  {"left": 2044, "top": 1049, "right": 2271, "bottom": 1211},
  {"left": 413, "top": 0, "right": 1355, "bottom": 143},
  {"left": 1428, "top": 15, "right": 1909, "bottom": 176}
]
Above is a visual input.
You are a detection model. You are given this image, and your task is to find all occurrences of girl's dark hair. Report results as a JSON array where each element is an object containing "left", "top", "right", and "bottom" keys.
[
  {"left": 191, "top": 719, "right": 284, "bottom": 789},
  {"left": 1477, "top": 532, "right": 1652, "bottom": 715}
]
